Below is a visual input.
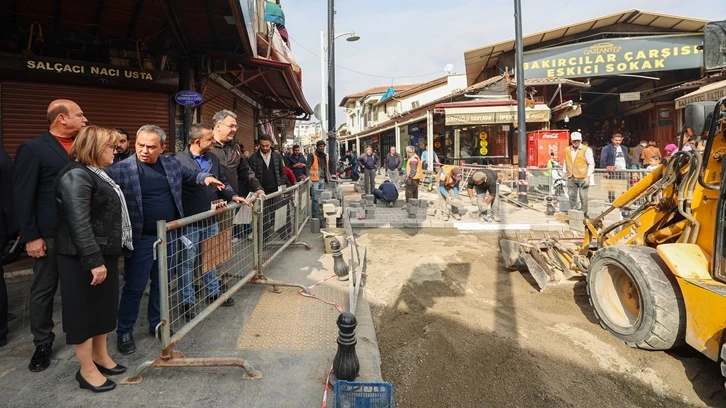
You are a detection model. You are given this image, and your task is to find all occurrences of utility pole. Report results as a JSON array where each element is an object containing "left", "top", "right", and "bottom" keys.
[
  {"left": 320, "top": 31, "right": 327, "bottom": 135},
  {"left": 514, "top": 0, "right": 528, "bottom": 204},
  {"left": 326, "top": 0, "right": 337, "bottom": 166}
]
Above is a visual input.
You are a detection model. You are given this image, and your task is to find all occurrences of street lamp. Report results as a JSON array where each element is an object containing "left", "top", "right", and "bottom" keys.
[{"left": 320, "top": 30, "right": 359, "bottom": 166}]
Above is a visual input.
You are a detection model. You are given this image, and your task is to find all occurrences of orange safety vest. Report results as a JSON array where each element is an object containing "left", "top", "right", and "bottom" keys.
[
  {"left": 406, "top": 154, "right": 424, "bottom": 180},
  {"left": 565, "top": 146, "right": 588, "bottom": 179},
  {"left": 309, "top": 153, "right": 329, "bottom": 182},
  {"left": 440, "top": 165, "right": 459, "bottom": 187}
]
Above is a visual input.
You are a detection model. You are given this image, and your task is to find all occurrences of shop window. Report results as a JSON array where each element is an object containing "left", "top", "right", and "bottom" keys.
[{"left": 449, "top": 124, "right": 509, "bottom": 164}]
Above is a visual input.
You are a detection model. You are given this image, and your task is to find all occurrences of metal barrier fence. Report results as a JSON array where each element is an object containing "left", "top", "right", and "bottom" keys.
[
  {"left": 122, "top": 178, "right": 312, "bottom": 384},
  {"left": 453, "top": 164, "right": 650, "bottom": 206}
]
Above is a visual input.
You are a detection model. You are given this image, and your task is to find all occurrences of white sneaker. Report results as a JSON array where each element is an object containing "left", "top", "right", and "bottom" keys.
[{"left": 231, "top": 237, "right": 241, "bottom": 244}]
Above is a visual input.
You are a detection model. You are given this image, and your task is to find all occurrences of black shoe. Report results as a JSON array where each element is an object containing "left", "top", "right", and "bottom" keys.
[
  {"left": 28, "top": 343, "right": 52, "bottom": 372},
  {"left": 7, "top": 313, "right": 17, "bottom": 322},
  {"left": 94, "top": 362, "right": 127, "bottom": 376},
  {"left": 75, "top": 370, "right": 116, "bottom": 393},
  {"left": 207, "top": 295, "right": 235, "bottom": 307},
  {"left": 0, "top": 338, "right": 7, "bottom": 348},
  {"left": 117, "top": 333, "right": 136, "bottom": 355},
  {"left": 181, "top": 303, "right": 196, "bottom": 321}
]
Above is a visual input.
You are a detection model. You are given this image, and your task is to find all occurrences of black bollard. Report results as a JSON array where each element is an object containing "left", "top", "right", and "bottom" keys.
[
  {"left": 333, "top": 312, "right": 359, "bottom": 381},
  {"left": 330, "top": 239, "right": 348, "bottom": 279}
]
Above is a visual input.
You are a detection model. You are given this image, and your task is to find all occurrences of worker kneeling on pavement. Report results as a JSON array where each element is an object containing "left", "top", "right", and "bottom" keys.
[
  {"left": 438, "top": 165, "right": 465, "bottom": 220},
  {"left": 372, "top": 178, "right": 398, "bottom": 207},
  {"left": 467, "top": 170, "right": 500, "bottom": 222}
]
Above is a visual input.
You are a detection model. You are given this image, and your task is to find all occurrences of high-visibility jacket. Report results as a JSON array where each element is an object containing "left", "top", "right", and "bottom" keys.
[
  {"left": 440, "top": 165, "right": 459, "bottom": 187},
  {"left": 406, "top": 154, "right": 424, "bottom": 180},
  {"left": 309, "top": 153, "right": 328, "bottom": 182},
  {"left": 565, "top": 146, "right": 588, "bottom": 179}
]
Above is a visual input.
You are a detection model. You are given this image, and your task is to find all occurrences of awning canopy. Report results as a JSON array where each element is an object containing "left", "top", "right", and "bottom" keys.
[
  {"left": 444, "top": 104, "right": 551, "bottom": 125},
  {"left": 213, "top": 55, "right": 312, "bottom": 115},
  {"left": 675, "top": 79, "right": 726, "bottom": 109}
]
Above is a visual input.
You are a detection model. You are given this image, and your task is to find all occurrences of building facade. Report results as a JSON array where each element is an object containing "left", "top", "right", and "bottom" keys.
[
  {"left": 464, "top": 9, "right": 721, "bottom": 166},
  {"left": 0, "top": 0, "right": 311, "bottom": 158}
]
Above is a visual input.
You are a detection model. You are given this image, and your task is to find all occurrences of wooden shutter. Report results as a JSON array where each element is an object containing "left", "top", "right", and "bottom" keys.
[
  {"left": 200, "top": 79, "right": 234, "bottom": 126},
  {"left": 1, "top": 81, "right": 171, "bottom": 158},
  {"left": 234, "top": 99, "right": 256, "bottom": 153}
]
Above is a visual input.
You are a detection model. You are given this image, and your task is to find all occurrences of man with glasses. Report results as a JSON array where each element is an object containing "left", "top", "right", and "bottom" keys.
[
  {"left": 563, "top": 132, "right": 595, "bottom": 218},
  {"left": 209, "top": 110, "right": 263, "bottom": 241}
]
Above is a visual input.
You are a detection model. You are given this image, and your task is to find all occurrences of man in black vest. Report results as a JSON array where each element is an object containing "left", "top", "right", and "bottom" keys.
[
  {"left": 247, "top": 134, "right": 291, "bottom": 241},
  {"left": 14, "top": 99, "right": 87, "bottom": 371}
]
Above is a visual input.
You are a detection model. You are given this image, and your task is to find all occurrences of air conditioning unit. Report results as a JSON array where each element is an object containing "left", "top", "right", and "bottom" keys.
[{"left": 411, "top": 100, "right": 420, "bottom": 109}]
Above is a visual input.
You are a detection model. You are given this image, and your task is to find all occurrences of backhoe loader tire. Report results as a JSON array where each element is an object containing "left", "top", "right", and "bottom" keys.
[{"left": 587, "top": 246, "right": 685, "bottom": 351}]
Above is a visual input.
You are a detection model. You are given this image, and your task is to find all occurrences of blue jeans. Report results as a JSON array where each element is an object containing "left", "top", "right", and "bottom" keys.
[
  {"left": 179, "top": 223, "right": 221, "bottom": 305},
  {"left": 311, "top": 179, "right": 326, "bottom": 218},
  {"left": 117, "top": 233, "right": 177, "bottom": 336}
]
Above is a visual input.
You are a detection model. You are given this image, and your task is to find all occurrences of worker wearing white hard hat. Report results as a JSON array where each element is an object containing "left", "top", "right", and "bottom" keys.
[{"left": 563, "top": 131, "right": 595, "bottom": 217}]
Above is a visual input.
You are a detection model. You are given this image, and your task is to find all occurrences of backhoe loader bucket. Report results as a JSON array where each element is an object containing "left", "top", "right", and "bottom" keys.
[
  {"left": 500, "top": 239, "right": 555, "bottom": 291},
  {"left": 500, "top": 232, "right": 586, "bottom": 291},
  {"left": 500, "top": 239, "right": 524, "bottom": 268}
]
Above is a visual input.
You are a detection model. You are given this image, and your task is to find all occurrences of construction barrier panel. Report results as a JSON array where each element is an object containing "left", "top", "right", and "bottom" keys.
[{"left": 122, "top": 179, "right": 313, "bottom": 384}]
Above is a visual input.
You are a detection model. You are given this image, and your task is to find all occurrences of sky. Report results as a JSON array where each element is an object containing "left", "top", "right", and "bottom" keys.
[{"left": 282, "top": 0, "right": 722, "bottom": 126}]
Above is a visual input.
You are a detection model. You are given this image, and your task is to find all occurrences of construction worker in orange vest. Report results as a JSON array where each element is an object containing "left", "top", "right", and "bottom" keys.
[
  {"left": 562, "top": 132, "right": 595, "bottom": 218},
  {"left": 438, "top": 165, "right": 463, "bottom": 220},
  {"left": 404, "top": 145, "right": 424, "bottom": 203},
  {"left": 306, "top": 140, "right": 330, "bottom": 218}
]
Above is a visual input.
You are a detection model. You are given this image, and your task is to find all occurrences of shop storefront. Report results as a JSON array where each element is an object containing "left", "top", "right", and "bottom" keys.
[
  {"left": 0, "top": 55, "right": 178, "bottom": 158},
  {"left": 440, "top": 102, "right": 551, "bottom": 165},
  {"left": 463, "top": 11, "right": 709, "bottom": 158}
]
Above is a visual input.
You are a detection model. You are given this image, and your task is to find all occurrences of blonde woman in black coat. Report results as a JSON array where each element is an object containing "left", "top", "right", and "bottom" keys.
[{"left": 54, "top": 126, "right": 134, "bottom": 392}]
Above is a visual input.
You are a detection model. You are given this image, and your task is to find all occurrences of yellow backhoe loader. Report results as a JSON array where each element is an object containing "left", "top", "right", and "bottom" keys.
[{"left": 500, "top": 21, "right": 726, "bottom": 387}]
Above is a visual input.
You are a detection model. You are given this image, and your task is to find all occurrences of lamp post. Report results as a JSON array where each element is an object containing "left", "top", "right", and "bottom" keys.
[
  {"left": 514, "top": 0, "right": 528, "bottom": 204},
  {"left": 326, "top": 0, "right": 360, "bottom": 171},
  {"left": 320, "top": 30, "right": 360, "bottom": 138}
]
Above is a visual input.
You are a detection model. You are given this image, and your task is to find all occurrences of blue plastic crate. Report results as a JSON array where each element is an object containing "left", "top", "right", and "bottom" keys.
[{"left": 334, "top": 380, "right": 395, "bottom": 408}]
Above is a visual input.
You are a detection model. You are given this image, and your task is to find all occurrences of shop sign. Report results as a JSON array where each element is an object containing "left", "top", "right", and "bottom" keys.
[
  {"left": 523, "top": 34, "right": 702, "bottom": 79},
  {"left": 445, "top": 109, "right": 550, "bottom": 125},
  {"left": 619, "top": 92, "right": 641, "bottom": 102},
  {"left": 675, "top": 81, "right": 726, "bottom": 109},
  {"left": 25, "top": 58, "right": 157, "bottom": 81},
  {"left": 175, "top": 91, "right": 203, "bottom": 107}
]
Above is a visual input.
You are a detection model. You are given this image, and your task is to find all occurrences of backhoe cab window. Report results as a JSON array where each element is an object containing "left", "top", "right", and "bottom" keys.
[{"left": 685, "top": 102, "right": 716, "bottom": 138}]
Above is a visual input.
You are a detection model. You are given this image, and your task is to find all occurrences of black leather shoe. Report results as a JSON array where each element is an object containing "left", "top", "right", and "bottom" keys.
[
  {"left": 117, "top": 333, "right": 136, "bottom": 355},
  {"left": 28, "top": 343, "right": 52, "bottom": 372},
  {"left": 0, "top": 338, "right": 7, "bottom": 348},
  {"left": 207, "top": 295, "right": 235, "bottom": 307},
  {"left": 76, "top": 370, "right": 116, "bottom": 393},
  {"left": 94, "top": 361, "right": 127, "bottom": 376}
]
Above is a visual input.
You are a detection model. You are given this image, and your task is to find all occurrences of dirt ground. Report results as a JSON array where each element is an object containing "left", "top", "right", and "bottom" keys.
[{"left": 357, "top": 229, "right": 726, "bottom": 408}]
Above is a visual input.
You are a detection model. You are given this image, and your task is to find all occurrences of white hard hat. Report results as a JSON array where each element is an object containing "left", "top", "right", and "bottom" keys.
[{"left": 570, "top": 132, "right": 582, "bottom": 141}]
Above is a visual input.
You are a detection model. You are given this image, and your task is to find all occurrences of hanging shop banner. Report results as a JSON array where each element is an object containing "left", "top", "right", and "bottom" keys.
[
  {"left": 523, "top": 34, "right": 702, "bottom": 79},
  {"left": 445, "top": 106, "right": 550, "bottom": 125},
  {"left": 675, "top": 79, "right": 726, "bottom": 109}
]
